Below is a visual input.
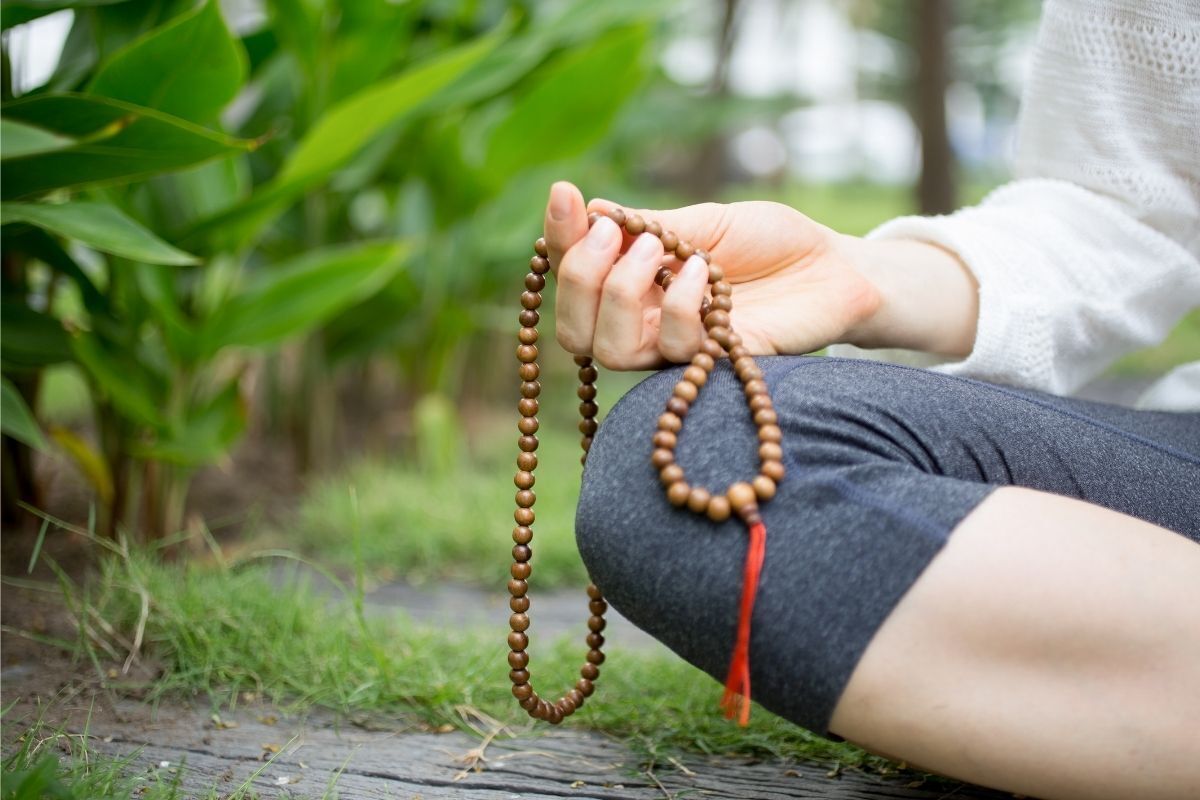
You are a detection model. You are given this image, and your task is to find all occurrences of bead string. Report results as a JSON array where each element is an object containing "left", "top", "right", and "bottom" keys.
[{"left": 509, "top": 207, "right": 784, "bottom": 726}]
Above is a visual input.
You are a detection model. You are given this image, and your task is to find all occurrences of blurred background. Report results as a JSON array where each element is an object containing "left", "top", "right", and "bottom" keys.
[{"left": 1, "top": 0, "right": 1193, "bottom": 578}]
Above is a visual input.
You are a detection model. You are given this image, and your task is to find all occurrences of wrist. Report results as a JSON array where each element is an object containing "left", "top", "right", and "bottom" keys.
[{"left": 837, "top": 234, "right": 979, "bottom": 357}]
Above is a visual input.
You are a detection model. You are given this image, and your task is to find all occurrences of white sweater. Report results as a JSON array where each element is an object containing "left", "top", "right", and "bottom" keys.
[{"left": 833, "top": 0, "right": 1200, "bottom": 411}]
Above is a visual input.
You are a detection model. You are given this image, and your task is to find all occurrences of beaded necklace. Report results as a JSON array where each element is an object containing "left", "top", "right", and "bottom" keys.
[{"left": 508, "top": 207, "right": 783, "bottom": 726}]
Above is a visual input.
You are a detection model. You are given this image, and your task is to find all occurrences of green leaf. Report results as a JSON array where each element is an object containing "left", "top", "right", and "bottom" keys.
[
  {"left": 71, "top": 332, "right": 166, "bottom": 428},
  {"left": 0, "top": 93, "right": 255, "bottom": 199},
  {"left": 1, "top": 202, "right": 199, "bottom": 265},
  {"left": 201, "top": 240, "right": 410, "bottom": 354},
  {"left": 132, "top": 381, "right": 245, "bottom": 466},
  {"left": 0, "top": 119, "right": 74, "bottom": 159},
  {"left": 483, "top": 25, "right": 648, "bottom": 184},
  {"left": 0, "top": 299, "right": 72, "bottom": 371},
  {"left": 88, "top": 0, "right": 247, "bottom": 123},
  {"left": 1, "top": 0, "right": 124, "bottom": 31},
  {"left": 1, "top": 377, "right": 48, "bottom": 451}
]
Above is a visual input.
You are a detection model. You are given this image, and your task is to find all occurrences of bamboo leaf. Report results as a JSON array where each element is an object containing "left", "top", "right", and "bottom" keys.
[
  {"left": 1, "top": 202, "right": 199, "bottom": 265},
  {"left": 1, "top": 377, "right": 48, "bottom": 451},
  {"left": 0, "top": 119, "right": 74, "bottom": 159}
]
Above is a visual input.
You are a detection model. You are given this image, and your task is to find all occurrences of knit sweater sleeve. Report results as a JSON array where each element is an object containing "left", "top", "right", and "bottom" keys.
[{"left": 836, "top": 0, "right": 1200, "bottom": 395}]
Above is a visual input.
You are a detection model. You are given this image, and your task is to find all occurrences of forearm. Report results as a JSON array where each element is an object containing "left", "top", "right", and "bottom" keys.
[{"left": 837, "top": 235, "right": 980, "bottom": 358}]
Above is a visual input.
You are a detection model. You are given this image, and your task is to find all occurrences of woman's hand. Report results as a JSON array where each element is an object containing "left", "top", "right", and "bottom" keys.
[{"left": 542, "top": 181, "right": 979, "bottom": 369}]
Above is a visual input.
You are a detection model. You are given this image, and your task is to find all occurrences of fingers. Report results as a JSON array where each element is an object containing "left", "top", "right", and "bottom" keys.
[
  {"left": 657, "top": 255, "right": 709, "bottom": 362},
  {"left": 586, "top": 197, "right": 725, "bottom": 258},
  {"left": 555, "top": 215, "right": 622, "bottom": 355},
  {"left": 593, "top": 233, "right": 665, "bottom": 369},
  {"left": 544, "top": 181, "right": 588, "bottom": 273}
]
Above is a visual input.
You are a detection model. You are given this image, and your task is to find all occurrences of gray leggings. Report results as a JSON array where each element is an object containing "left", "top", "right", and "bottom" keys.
[{"left": 575, "top": 357, "right": 1200, "bottom": 736}]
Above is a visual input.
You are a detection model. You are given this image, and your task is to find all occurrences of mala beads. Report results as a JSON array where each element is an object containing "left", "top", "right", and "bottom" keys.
[{"left": 509, "top": 206, "right": 784, "bottom": 726}]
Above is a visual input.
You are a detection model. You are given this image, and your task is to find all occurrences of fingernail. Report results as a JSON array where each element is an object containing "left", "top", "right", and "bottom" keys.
[
  {"left": 682, "top": 254, "right": 706, "bottom": 278},
  {"left": 550, "top": 185, "right": 571, "bottom": 221},
  {"left": 586, "top": 216, "right": 617, "bottom": 249},
  {"left": 629, "top": 233, "right": 660, "bottom": 260}
]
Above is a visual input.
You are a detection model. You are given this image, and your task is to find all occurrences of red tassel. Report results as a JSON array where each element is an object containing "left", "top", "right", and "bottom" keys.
[{"left": 720, "top": 520, "right": 767, "bottom": 726}]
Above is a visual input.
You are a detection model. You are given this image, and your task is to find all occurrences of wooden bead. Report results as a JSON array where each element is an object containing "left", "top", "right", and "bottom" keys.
[
  {"left": 645, "top": 220, "right": 662, "bottom": 237},
  {"left": 753, "top": 475, "right": 777, "bottom": 501},
  {"left": 587, "top": 615, "right": 606, "bottom": 632},
  {"left": 749, "top": 394, "right": 772, "bottom": 412},
  {"left": 510, "top": 613, "right": 530, "bottom": 632},
  {"left": 687, "top": 486, "right": 711, "bottom": 514},
  {"left": 762, "top": 459, "right": 785, "bottom": 482},
  {"left": 520, "top": 380, "right": 541, "bottom": 398},
  {"left": 587, "top": 584, "right": 603, "bottom": 600},
  {"left": 587, "top": 649, "right": 605, "bottom": 664},
  {"left": 673, "top": 381, "right": 698, "bottom": 402},
  {"left": 513, "top": 683, "right": 533, "bottom": 700},
  {"left": 589, "top": 598, "right": 607, "bottom": 616},
  {"left": 518, "top": 417, "right": 538, "bottom": 435},
  {"left": 514, "top": 506, "right": 534, "bottom": 525},
  {"left": 530, "top": 255, "right": 550, "bottom": 274},
  {"left": 625, "top": 213, "right": 645, "bottom": 234},
  {"left": 515, "top": 489, "right": 535, "bottom": 508},
  {"left": 515, "top": 471, "right": 535, "bottom": 491},
  {"left": 660, "top": 273, "right": 674, "bottom": 290},
  {"left": 667, "top": 481, "right": 691, "bottom": 506},
  {"left": 701, "top": 338, "right": 724, "bottom": 359},
  {"left": 577, "top": 383, "right": 597, "bottom": 401},
  {"left": 574, "top": 354, "right": 592, "bottom": 366},
  {"left": 578, "top": 418, "right": 598, "bottom": 437},
  {"left": 726, "top": 331, "right": 742, "bottom": 349},
  {"left": 517, "top": 452, "right": 537, "bottom": 471},
  {"left": 534, "top": 238, "right": 549, "bottom": 257},
  {"left": 588, "top": 212, "right": 602, "bottom": 227},
  {"left": 660, "top": 464, "right": 684, "bottom": 485},
  {"left": 510, "top": 668, "right": 530, "bottom": 684},
  {"left": 707, "top": 262, "right": 723, "bottom": 282},
  {"left": 579, "top": 400, "right": 599, "bottom": 417},
  {"left": 579, "top": 365, "right": 599, "bottom": 382},
  {"left": 518, "top": 398, "right": 538, "bottom": 417},
  {"left": 517, "top": 344, "right": 538, "bottom": 363},
  {"left": 525, "top": 273, "right": 546, "bottom": 292},
  {"left": 581, "top": 663, "right": 599, "bottom": 681},
  {"left": 704, "top": 309, "right": 730, "bottom": 330},
  {"left": 683, "top": 365, "right": 708, "bottom": 387},
  {"left": 547, "top": 705, "right": 563, "bottom": 725},
  {"left": 744, "top": 379, "right": 767, "bottom": 397},
  {"left": 652, "top": 430, "right": 677, "bottom": 449},
  {"left": 511, "top": 562, "right": 531, "bottom": 580},
  {"left": 712, "top": 280, "right": 732, "bottom": 296},
  {"left": 707, "top": 494, "right": 731, "bottom": 522},
  {"left": 651, "top": 448, "right": 675, "bottom": 469},
  {"left": 608, "top": 208, "right": 626, "bottom": 226},
  {"left": 729, "top": 344, "right": 750, "bottom": 362},
  {"left": 759, "top": 442, "right": 783, "bottom": 461},
  {"left": 508, "top": 631, "right": 528, "bottom": 650},
  {"left": 694, "top": 248, "right": 711, "bottom": 264},
  {"left": 753, "top": 409, "right": 778, "bottom": 427},
  {"left": 513, "top": 525, "right": 533, "bottom": 544},
  {"left": 520, "top": 695, "right": 539, "bottom": 711},
  {"left": 727, "top": 481, "right": 757, "bottom": 510},
  {"left": 518, "top": 435, "right": 538, "bottom": 452},
  {"left": 519, "top": 309, "right": 539, "bottom": 327},
  {"left": 518, "top": 326, "right": 538, "bottom": 345},
  {"left": 658, "top": 412, "right": 682, "bottom": 432},
  {"left": 521, "top": 291, "right": 541, "bottom": 309},
  {"left": 568, "top": 688, "right": 585, "bottom": 707},
  {"left": 711, "top": 294, "right": 732, "bottom": 312},
  {"left": 586, "top": 632, "right": 604, "bottom": 648},
  {"left": 519, "top": 362, "right": 539, "bottom": 381},
  {"left": 509, "top": 650, "right": 529, "bottom": 668},
  {"left": 709, "top": 326, "right": 732, "bottom": 348},
  {"left": 692, "top": 352, "right": 715, "bottom": 372},
  {"left": 675, "top": 241, "right": 695, "bottom": 260},
  {"left": 758, "top": 424, "right": 782, "bottom": 443},
  {"left": 508, "top": 579, "right": 528, "bottom": 597},
  {"left": 577, "top": 678, "right": 595, "bottom": 696},
  {"left": 661, "top": 231, "right": 679, "bottom": 251},
  {"left": 510, "top": 595, "right": 529, "bottom": 613},
  {"left": 666, "top": 396, "right": 689, "bottom": 417}
]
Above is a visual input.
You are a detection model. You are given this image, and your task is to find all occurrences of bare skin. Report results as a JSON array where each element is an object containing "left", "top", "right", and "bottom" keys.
[{"left": 543, "top": 180, "right": 1200, "bottom": 800}]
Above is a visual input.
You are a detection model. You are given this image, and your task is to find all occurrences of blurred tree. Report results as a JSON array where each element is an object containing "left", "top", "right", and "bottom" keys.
[{"left": 915, "top": 0, "right": 955, "bottom": 213}]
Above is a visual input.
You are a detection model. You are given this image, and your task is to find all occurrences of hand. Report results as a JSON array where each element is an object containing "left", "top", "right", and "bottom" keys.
[{"left": 542, "top": 182, "right": 978, "bottom": 369}]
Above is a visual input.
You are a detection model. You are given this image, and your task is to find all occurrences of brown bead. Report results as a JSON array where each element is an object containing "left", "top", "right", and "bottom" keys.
[
  {"left": 744, "top": 379, "right": 767, "bottom": 397},
  {"left": 625, "top": 213, "right": 645, "bottom": 234},
  {"left": 655, "top": 266, "right": 673, "bottom": 285},
  {"left": 707, "top": 494, "right": 731, "bottom": 522},
  {"left": 568, "top": 688, "right": 585, "bottom": 708},
  {"left": 513, "top": 525, "right": 533, "bottom": 544},
  {"left": 508, "top": 631, "right": 528, "bottom": 650},
  {"left": 580, "top": 437, "right": 592, "bottom": 453},
  {"left": 512, "top": 683, "right": 533, "bottom": 700},
  {"left": 577, "top": 677, "right": 595, "bottom": 696},
  {"left": 577, "top": 383, "right": 597, "bottom": 401},
  {"left": 709, "top": 326, "right": 732, "bottom": 348},
  {"left": 515, "top": 489, "right": 535, "bottom": 508},
  {"left": 700, "top": 298, "right": 712, "bottom": 318},
  {"left": 519, "top": 309, "right": 539, "bottom": 327},
  {"left": 587, "top": 615, "right": 606, "bottom": 632},
  {"left": 520, "top": 380, "right": 541, "bottom": 398},
  {"left": 518, "top": 326, "right": 538, "bottom": 345},
  {"left": 574, "top": 354, "right": 592, "bottom": 366},
  {"left": 547, "top": 705, "right": 563, "bottom": 724},
  {"left": 726, "top": 331, "right": 742, "bottom": 348},
  {"left": 675, "top": 241, "right": 695, "bottom": 260},
  {"left": 518, "top": 417, "right": 538, "bottom": 435},
  {"left": 661, "top": 231, "right": 679, "bottom": 251},
  {"left": 704, "top": 309, "right": 730, "bottom": 330},
  {"left": 578, "top": 418, "right": 598, "bottom": 436},
  {"left": 521, "top": 291, "right": 541, "bottom": 310},
  {"left": 712, "top": 294, "right": 732, "bottom": 312},
  {"left": 518, "top": 398, "right": 538, "bottom": 417},
  {"left": 511, "top": 562, "right": 531, "bottom": 580},
  {"left": 762, "top": 459, "right": 785, "bottom": 482},
  {"left": 579, "top": 400, "right": 599, "bottom": 417},
  {"left": 729, "top": 344, "right": 750, "bottom": 362},
  {"left": 682, "top": 365, "right": 708, "bottom": 387},
  {"left": 692, "top": 352, "right": 715, "bottom": 372},
  {"left": 754, "top": 408, "right": 778, "bottom": 426},
  {"left": 510, "top": 613, "right": 530, "bottom": 632},
  {"left": 660, "top": 273, "right": 674, "bottom": 290},
  {"left": 581, "top": 663, "right": 600, "bottom": 681},
  {"left": 587, "top": 212, "right": 601, "bottom": 227},
  {"left": 517, "top": 344, "right": 538, "bottom": 363},
  {"left": 712, "top": 280, "right": 732, "bottom": 296},
  {"left": 510, "top": 595, "right": 529, "bottom": 613},
  {"left": 667, "top": 481, "right": 691, "bottom": 506},
  {"left": 658, "top": 412, "right": 682, "bottom": 432},
  {"left": 660, "top": 464, "right": 684, "bottom": 486},
  {"left": 579, "top": 365, "right": 599, "bottom": 382},
  {"left": 519, "top": 362, "right": 539, "bottom": 381},
  {"left": 701, "top": 338, "right": 724, "bottom": 359},
  {"left": 759, "top": 442, "right": 783, "bottom": 462},
  {"left": 707, "top": 262, "right": 724, "bottom": 282},
  {"left": 753, "top": 475, "right": 777, "bottom": 501},
  {"left": 645, "top": 220, "right": 662, "bottom": 237},
  {"left": 517, "top": 452, "right": 537, "bottom": 471},
  {"left": 586, "top": 649, "right": 606, "bottom": 666},
  {"left": 509, "top": 650, "right": 529, "bottom": 669},
  {"left": 652, "top": 430, "right": 677, "bottom": 449},
  {"left": 525, "top": 273, "right": 546, "bottom": 292},
  {"left": 749, "top": 394, "right": 773, "bottom": 412},
  {"left": 651, "top": 448, "right": 675, "bottom": 469},
  {"left": 518, "top": 435, "right": 538, "bottom": 453},
  {"left": 727, "top": 481, "right": 757, "bottom": 510},
  {"left": 687, "top": 486, "right": 711, "bottom": 514},
  {"left": 758, "top": 425, "right": 782, "bottom": 444},
  {"left": 587, "top": 584, "right": 603, "bottom": 600},
  {"left": 559, "top": 698, "right": 576, "bottom": 717},
  {"left": 694, "top": 248, "right": 711, "bottom": 264},
  {"left": 534, "top": 237, "right": 548, "bottom": 257},
  {"left": 510, "top": 668, "right": 530, "bottom": 684},
  {"left": 586, "top": 631, "right": 605, "bottom": 648},
  {"left": 530, "top": 255, "right": 550, "bottom": 274},
  {"left": 515, "top": 470, "right": 534, "bottom": 489},
  {"left": 673, "top": 380, "right": 699, "bottom": 402},
  {"left": 608, "top": 207, "right": 626, "bottom": 226},
  {"left": 666, "top": 396, "right": 689, "bottom": 417},
  {"left": 520, "top": 695, "right": 539, "bottom": 711},
  {"left": 514, "top": 507, "right": 534, "bottom": 526}
]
